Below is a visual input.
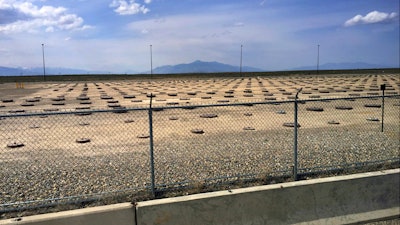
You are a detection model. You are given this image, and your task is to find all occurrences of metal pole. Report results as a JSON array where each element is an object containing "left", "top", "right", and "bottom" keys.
[
  {"left": 293, "top": 88, "right": 302, "bottom": 181},
  {"left": 42, "top": 44, "right": 46, "bottom": 81},
  {"left": 150, "top": 45, "right": 153, "bottom": 79},
  {"left": 381, "top": 84, "right": 385, "bottom": 132},
  {"left": 240, "top": 44, "right": 243, "bottom": 75},
  {"left": 317, "top": 44, "right": 320, "bottom": 75},
  {"left": 148, "top": 94, "right": 155, "bottom": 197}
]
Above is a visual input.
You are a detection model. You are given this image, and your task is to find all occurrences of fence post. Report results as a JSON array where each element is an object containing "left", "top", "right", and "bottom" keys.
[
  {"left": 380, "top": 84, "right": 385, "bottom": 132},
  {"left": 293, "top": 88, "right": 302, "bottom": 181},
  {"left": 148, "top": 94, "right": 156, "bottom": 197}
]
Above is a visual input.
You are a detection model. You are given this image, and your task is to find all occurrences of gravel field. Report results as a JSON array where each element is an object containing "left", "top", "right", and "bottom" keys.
[{"left": 0, "top": 118, "right": 399, "bottom": 205}]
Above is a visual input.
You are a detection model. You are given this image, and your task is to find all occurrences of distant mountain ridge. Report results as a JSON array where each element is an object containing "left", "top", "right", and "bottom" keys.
[
  {"left": 0, "top": 61, "right": 261, "bottom": 76},
  {"left": 0, "top": 66, "right": 93, "bottom": 76},
  {"left": 151, "top": 60, "right": 263, "bottom": 74},
  {"left": 291, "top": 62, "right": 398, "bottom": 71},
  {"left": 1, "top": 61, "right": 397, "bottom": 76}
]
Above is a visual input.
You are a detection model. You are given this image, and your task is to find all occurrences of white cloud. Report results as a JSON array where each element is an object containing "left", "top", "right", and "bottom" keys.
[
  {"left": 109, "top": 0, "right": 150, "bottom": 15},
  {"left": 0, "top": 0, "right": 90, "bottom": 34},
  {"left": 144, "top": 0, "right": 152, "bottom": 4},
  {"left": 0, "top": 1, "right": 13, "bottom": 10},
  {"left": 344, "top": 11, "right": 398, "bottom": 27},
  {"left": 233, "top": 22, "right": 244, "bottom": 27}
]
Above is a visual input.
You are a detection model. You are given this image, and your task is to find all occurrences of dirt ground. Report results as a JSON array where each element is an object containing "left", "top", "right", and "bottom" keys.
[{"left": 1, "top": 73, "right": 399, "bottom": 158}]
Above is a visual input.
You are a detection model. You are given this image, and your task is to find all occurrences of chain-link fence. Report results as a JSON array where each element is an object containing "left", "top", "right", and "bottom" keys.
[{"left": 1, "top": 93, "right": 399, "bottom": 215}]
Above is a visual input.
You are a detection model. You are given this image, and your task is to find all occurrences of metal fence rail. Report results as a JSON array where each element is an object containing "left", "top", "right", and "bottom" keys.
[{"left": 1, "top": 94, "right": 399, "bottom": 213}]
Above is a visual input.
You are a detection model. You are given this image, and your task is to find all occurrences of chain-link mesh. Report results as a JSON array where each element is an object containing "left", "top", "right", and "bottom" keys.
[
  {"left": 297, "top": 96, "right": 399, "bottom": 175},
  {"left": 0, "top": 75, "right": 399, "bottom": 216},
  {"left": 152, "top": 102, "right": 295, "bottom": 188},
  {"left": 0, "top": 109, "right": 151, "bottom": 211}
]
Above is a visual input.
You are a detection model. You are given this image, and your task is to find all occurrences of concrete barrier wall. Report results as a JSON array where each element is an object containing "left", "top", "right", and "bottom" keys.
[
  {"left": 136, "top": 169, "right": 400, "bottom": 225},
  {"left": 1, "top": 169, "right": 399, "bottom": 225},
  {"left": 0, "top": 203, "right": 136, "bottom": 225}
]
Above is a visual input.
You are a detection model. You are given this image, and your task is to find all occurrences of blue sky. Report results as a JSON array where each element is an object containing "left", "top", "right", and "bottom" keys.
[{"left": 0, "top": 0, "right": 399, "bottom": 73}]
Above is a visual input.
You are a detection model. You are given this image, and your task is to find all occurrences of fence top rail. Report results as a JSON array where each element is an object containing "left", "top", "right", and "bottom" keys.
[
  {"left": 0, "top": 106, "right": 148, "bottom": 118},
  {"left": 0, "top": 94, "right": 398, "bottom": 117}
]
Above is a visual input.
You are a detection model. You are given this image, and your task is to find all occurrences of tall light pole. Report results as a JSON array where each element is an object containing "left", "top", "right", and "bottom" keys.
[
  {"left": 42, "top": 43, "right": 46, "bottom": 81},
  {"left": 240, "top": 44, "right": 243, "bottom": 76},
  {"left": 150, "top": 44, "right": 153, "bottom": 78},
  {"left": 317, "top": 44, "right": 320, "bottom": 75}
]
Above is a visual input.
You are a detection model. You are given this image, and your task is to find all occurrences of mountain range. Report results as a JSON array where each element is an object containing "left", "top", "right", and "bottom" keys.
[
  {"left": 291, "top": 62, "right": 397, "bottom": 71},
  {"left": 151, "top": 60, "right": 262, "bottom": 74},
  {"left": 0, "top": 61, "right": 397, "bottom": 76},
  {"left": 0, "top": 66, "right": 93, "bottom": 76}
]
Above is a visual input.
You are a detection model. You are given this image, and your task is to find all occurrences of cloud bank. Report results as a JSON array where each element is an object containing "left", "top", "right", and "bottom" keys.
[
  {"left": 0, "top": 0, "right": 91, "bottom": 34},
  {"left": 109, "top": 0, "right": 151, "bottom": 15},
  {"left": 344, "top": 10, "right": 398, "bottom": 27}
]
